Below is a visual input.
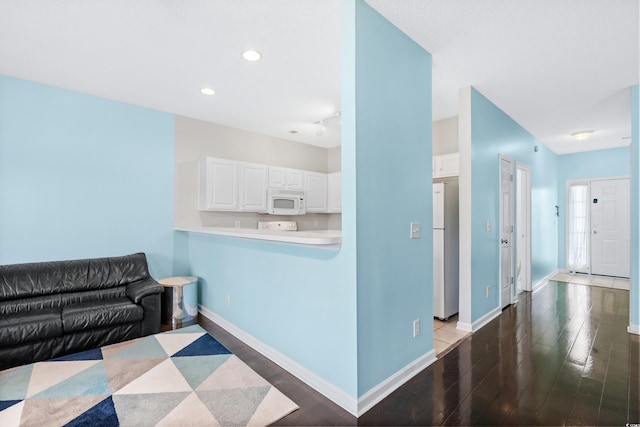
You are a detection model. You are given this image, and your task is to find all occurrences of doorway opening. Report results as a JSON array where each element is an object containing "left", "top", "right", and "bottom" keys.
[{"left": 515, "top": 163, "right": 532, "bottom": 293}]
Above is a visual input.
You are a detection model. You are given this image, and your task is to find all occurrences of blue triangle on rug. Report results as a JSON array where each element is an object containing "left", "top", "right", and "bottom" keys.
[
  {"left": 0, "top": 399, "right": 22, "bottom": 411},
  {"left": 172, "top": 333, "right": 231, "bottom": 357},
  {"left": 50, "top": 347, "right": 104, "bottom": 362},
  {"left": 64, "top": 396, "right": 119, "bottom": 427}
]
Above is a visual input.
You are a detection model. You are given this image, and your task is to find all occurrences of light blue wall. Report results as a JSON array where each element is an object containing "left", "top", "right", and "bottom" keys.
[
  {"left": 470, "top": 87, "right": 559, "bottom": 321},
  {"left": 347, "top": 0, "right": 433, "bottom": 394},
  {"left": 0, "top": 75, "right": 175, "bottom": 278},
  {"left": 631, "top": 84, "right": 639, "bottom": 329},
  {"left": 187, "top": 234, "right": 357, "bottom": 396},
  {"left": 556, "top": 147, "right": 630, "bottom": 270}
]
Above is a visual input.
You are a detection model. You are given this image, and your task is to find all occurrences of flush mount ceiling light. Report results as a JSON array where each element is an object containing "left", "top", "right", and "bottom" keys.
[
  {"left": 200, "top": 87, "right": 216, "bottom": 95},
  {"left": 242, "top": 50, "right": 262, "bottom": 61},
  {"left": 570, "top": 130, "right": 594, "bottom": 141}
]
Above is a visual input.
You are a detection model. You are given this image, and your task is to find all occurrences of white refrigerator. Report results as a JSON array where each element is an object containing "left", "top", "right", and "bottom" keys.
[{"left": 433, "top": 178, "right": 460, "bottom": 320}]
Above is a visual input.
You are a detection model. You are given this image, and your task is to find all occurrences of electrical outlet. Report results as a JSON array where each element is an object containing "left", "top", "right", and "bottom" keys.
[
  {"left": 225, "top": 294, "right": 231, "bottom": 307},
  {"left": 313, "top": 220, "right": 319, "bottom": 228},
  {"left": 486, "top": 286, "right": 490, "bottom": 298},
  {"left": 413, "top": 319, "right": 420, "bottom": 337},
  {"left": 235, "top": 220, "right": 241, "bottom": 228},
  {"left": 486, "top": 221, "right": 492, "bottom": 232}
]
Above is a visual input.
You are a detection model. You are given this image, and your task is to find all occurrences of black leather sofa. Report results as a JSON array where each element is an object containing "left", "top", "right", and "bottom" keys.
[{"left": 0, "top": 252, "right": 164, "bottom": 370}]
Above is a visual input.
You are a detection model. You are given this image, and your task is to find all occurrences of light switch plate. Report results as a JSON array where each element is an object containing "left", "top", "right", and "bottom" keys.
[
  {"left": 410, "top": 222, "right": 421, "bottom": 239},
  {"left": 486, "top": 221, "right": 492, "bottom": 232}
]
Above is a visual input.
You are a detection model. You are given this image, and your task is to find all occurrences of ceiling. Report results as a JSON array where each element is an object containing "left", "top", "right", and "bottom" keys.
[{"left": 0, "top": 0, "right": 637, "bottom": 154}]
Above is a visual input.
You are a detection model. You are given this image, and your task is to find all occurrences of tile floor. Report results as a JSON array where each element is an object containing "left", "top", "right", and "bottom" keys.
[
  {"left": 550, "top": 272, "right": 630, "bottom": 290},
  {"left": 433, "top": 315, "right": 470, "bottom": 356}
]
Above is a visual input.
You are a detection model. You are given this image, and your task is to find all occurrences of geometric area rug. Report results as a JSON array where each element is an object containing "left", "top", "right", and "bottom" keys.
[{"left": 0, "top": 325, "right": 298, "bottom": 426}]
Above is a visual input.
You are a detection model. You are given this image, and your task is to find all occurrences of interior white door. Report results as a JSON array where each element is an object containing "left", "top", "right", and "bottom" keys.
[
  {"left": 590, "top": 178, "right": 630, "bottom": 277},
  {"left": 499, "top": 156, "right": 514, "bottom": 308}
]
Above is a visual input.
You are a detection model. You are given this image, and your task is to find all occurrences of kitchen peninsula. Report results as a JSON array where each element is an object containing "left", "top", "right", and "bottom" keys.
[{"left": 175, "top": 226, "right": 342, "bottom": 248}]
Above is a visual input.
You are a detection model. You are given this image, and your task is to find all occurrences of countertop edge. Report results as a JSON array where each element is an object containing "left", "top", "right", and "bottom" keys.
[{"left": 174, "top": 226, "right": 342, "bottom": 247}]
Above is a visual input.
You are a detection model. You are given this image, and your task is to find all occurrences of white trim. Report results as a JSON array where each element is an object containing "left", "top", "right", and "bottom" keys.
[
  {"left": 198, "top": 305, "right": 359, "bottom": 415},
  {"left": 532, "top": 269, "right": 559, "bottom": 291},
  {"left": 458, "top": 86, "right": 473, "bottom": 327},
  {"left": 456, "top": 306, "right": 501, "bottom": 333},
  {"left": 515, "top": 162, "right": 532, "bottom": 292},
  {"left": 356, "top": 350, "right": 437, "bottom": 417},
  {"left": 628, "top": 324, "right": 640, "bottom": 335},
  {"left": 456, "top": 321, "right": 473, "bottom": 333}
]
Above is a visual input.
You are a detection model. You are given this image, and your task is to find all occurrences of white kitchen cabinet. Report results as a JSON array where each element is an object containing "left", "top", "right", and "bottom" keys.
[
  {"left": 327, "top": 172, "right": 342, "bottom": 213},
  {"left": 268, "top": 167, "right": 304, "bottom": 190},
  {"left": 239, "top": 162, "right": 268, "bottom": 212},
  {"left": 433, "top": 152, "right": 459, "bottom": 178},
  {"left": 198, "top": 158, "right": 238, "bottom": 211},
  {"left": 305, "top": 171, "right": 328, "bottom": 213}
]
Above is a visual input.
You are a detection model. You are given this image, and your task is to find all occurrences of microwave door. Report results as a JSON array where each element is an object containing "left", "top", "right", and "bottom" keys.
[
  {"left": 271, "top": 197, "right": 299, "bottom": 215},
  {"left": 273, "top": 198, "right": 295, "bottom": 210}
]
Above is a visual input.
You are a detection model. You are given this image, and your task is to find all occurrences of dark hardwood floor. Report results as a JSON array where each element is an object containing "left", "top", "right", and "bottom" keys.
[{"left": 192, "top": 281, "right": 639, "bottom": 426}]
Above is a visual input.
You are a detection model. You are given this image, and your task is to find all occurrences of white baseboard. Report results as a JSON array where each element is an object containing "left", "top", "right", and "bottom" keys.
[
  {"left": 456, "top": 321, "right": 473, "bottom": 333},
  {"left": 628, "top": 324, "right": 640, "bottom": 335},
  {"left": 532, "top": 268, "right": 559, "bottom": 292},
  {"left": 199, "top": 305, "right": 439, "bottom": 417},
  {"left": 457, "top": 306, "right": 501, "bottom": 333},
  {"left": 198, "top": 305, "right": 358, "bottom": 415},
  {"left": 356, "top": 350, "right": 437, "bottom": 417}
]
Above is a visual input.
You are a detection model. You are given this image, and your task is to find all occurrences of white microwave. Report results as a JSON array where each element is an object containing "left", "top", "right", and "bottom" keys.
[{"left": 264, "top": 188, "right": 306, "bottom": 215}]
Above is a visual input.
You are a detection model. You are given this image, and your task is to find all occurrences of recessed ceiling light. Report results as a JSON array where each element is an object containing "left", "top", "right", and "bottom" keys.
[
  {"left": 570, "top": 130, "right": 594, "bottom": 141},
  {"left": 200, "top": 87, "right": 216, "bottom": 96},
  {"left": 242, "top": 50, "right": 262, "bottom": 62}
]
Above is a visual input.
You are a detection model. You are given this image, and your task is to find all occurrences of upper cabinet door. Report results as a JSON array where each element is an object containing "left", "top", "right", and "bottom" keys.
[
  {"left": 268, "top": 167, "right": 287, "bottom": 188},
  {"left": 268, "top": 167, "right": 305, "bottom": 190},
  {"left": 433, "top": 152, "right": 459, "bottom": 178},
  {"left": 198, "top": 158, "right": 238, "bottom": 211},
  {"left": 287, "top": 170, "right": 305, "bottom": 190},
  {"left": 239, "top": 162, "right": 268, "bottom": 212},
  {"left": 305, "top": 171, "right": 328, "bottom": 213}
]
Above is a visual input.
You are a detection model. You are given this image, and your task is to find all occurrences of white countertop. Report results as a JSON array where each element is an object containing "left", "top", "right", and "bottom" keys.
[{"left": 175, "top": 226, "right": 342, "bottom": 248}]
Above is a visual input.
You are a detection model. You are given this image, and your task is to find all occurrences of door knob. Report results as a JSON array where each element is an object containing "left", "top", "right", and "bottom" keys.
[
  {"left": 501, "top": 239, "right": 509, "bottom": 244},
  {"left": 593, "top": 230, "right": 598, "bottom": 234}
]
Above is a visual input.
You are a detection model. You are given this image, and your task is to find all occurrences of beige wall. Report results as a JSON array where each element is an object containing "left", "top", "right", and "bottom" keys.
[
  {"left": 433, "top": 116, "right": 458, "bottom": 155},
  {"left": 175, "top": 115, "right": 341, "bottom": 229},
  {"left": 327, "top": 146, "right": 341, "bottom": 173}
]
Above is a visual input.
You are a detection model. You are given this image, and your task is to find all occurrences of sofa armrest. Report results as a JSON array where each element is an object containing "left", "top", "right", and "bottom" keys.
[{"left": 126, "top": 278, "right": 164, "bottom": 304}]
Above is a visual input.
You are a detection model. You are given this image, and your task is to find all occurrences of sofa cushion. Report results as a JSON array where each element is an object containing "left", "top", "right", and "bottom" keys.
[
  {"left": 0, "top": 308, "right": 63, "bottom": 346},
  {"left": 60, "top": 286, "right": 127, "bottom": 306},
  {"left": 0, "top": 294, "right": 62, "bottom": 315},
  {"left": 62, "top": 298, "right": 143, "bottom": 333}
]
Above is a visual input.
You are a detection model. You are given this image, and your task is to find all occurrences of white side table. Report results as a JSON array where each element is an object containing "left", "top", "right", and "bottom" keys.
[{"left": 158, "top": 276, "right": 198, "bottom": 328}]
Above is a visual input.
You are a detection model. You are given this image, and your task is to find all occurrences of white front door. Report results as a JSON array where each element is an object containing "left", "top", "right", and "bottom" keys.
[
  {"left": 500, "top": 155, "right": 514, "bottom": 308},
  {"left": 590, "top": 178, "right": 630, "bottom": 277}
]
